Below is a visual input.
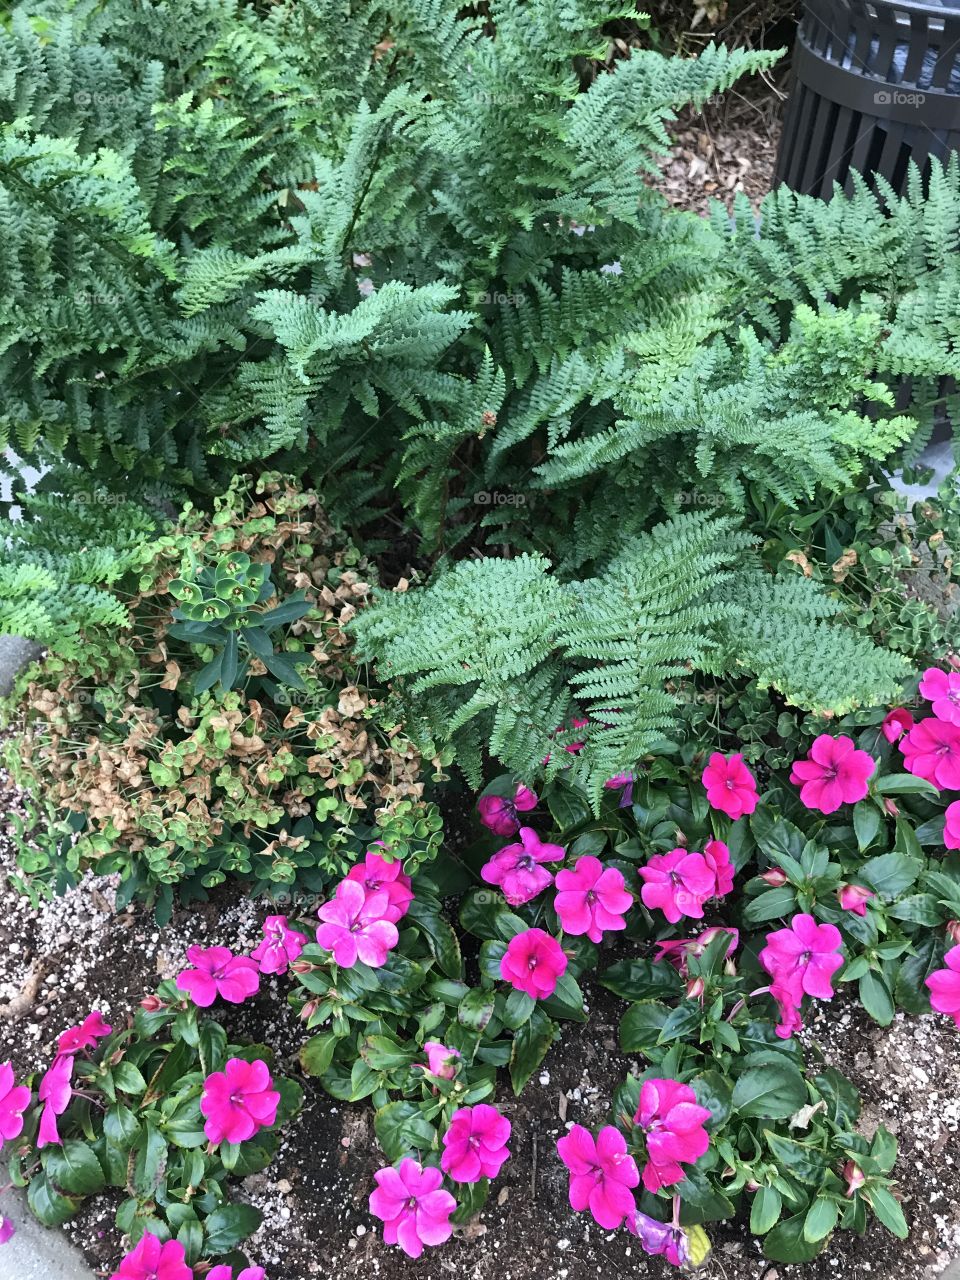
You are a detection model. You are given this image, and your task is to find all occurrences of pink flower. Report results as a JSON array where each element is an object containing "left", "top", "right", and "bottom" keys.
[
  {"left": 634, "top": 1078, "right": 711, "bottom": 1193},
  {"left": 417, "top": 1041, "right": 461, "bottom": 1081},
  {"left": 0, "top": 1217, "right": 12, "bottom": 1246},
  {"left": 480, "top": 827, "right": 564, "bottom": 906},
  {"left": 554, "top": 856, "right": 633, "bottom": 942},
  {"left": 556, "top": 1124, "right": 639, "bottom": 1229},
  {"left": 919, "top": 667, "right": 960, "bottom": 726},
  {"left": 843, "top": 1162, "right": 866, "bottom": 1197},
  {"left": 477, "top": 784, "right": 538, "bottom": 836},
  {"left": 250, "top": 915, "right": 307, "bottom": 975},
  {"left": 653, "top": 927, "right": 739, "bottom": 973},
  {"left": 603, "top": 773, "right": 634, "bottom": 807},
  {"left": 109, "top": 1232, "right": 193, "bottom": 1280},
  {"left": 901, "top": 718, "right": 960, "bottom": 791},
  {"left": 57, "top": 1011, "right": 113, "bottom": 1055},
  {"left": 702, "top": 838, "right": 734, "bottom": 898},
  {"left": 769, "top": 980, "right": 803, "bottom": 1039},
  {"left": 838, "top": 884, "right": 875, "bottom": 916},
  {"left": 0, "top": 1062, "right": 31, "bottom": 1140},
  {"left": 175, "top": 945, "right": 260, "bottom": 1008},
  {"left": 316, "top": 879, "right": 399, "bottom": 968},
  {"left": 625, "top": 1212, "right": 689, "bottom": 1266},
  {"left": 200, "top": 1058, "right": 280, "bottom": 1145},
  {"left": 638, "top": 849, "right": 716, "bottom": 924},
  {"left": 441, "top": 1104, "right": 511, "bottom": 1182},
  {"left": 500, "top": 928, "right": 567, "bottom": 999},
  {"left": 564, "top": 716, "right": 590, "bottom": 753},
  {"left": 207, "top": 1268, "right": 264, "bottom": 1280},
  {"left": 701, "top": 752, "right": 758, "bottom": 820},
  {"left": 37, "top": 1054, "right": 73, "bottom": 1148},
  {"left": 760, "top": 913, "right": 843, "bottom": 1002},
  {"left": 369, "top": 1158, "right": 456, "bottom": 1258},
  {"left": 946, "top": 801, "right": 960, "bottom": 851},
  {"left": 926, "top": 944, "right": 960, "bottom": 1026},
  {"left": 790, "top": 735, "right": 875, "bottom": 813},
  {"left": 881, "top": 708, "right": 914, "bottom": 743},
  {"left": 346, "top": 852, "right": 414, "bottom": 923}
]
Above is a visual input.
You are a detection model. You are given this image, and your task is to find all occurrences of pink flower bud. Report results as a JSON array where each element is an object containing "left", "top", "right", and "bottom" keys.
[
  {"left": 843, "top": 1161, "right": 866, "bottom": 1197},
  {"left": 290, "top": 960, "right": 315, "bottom": 975},
  {"left": 746, "top": 1179, "right": 761, "bottom": 1193},
  {"left": 883, "top": 798, "right": 900, "bottom": 817},
  {"left": 761, "top": 868, "right": 788, "bottom": 887},
  {"left": 299, "top": 1000, "right": 318, "bottom": 1022},
  {"left": 947, "top": 920, "right": 960, "bottom": 945},
  {"left": 685, "top": 977, "right": 705, "bottom": 999},
  {"left": 838, "top": 884, "right": 875, "bottom": 917},
  {"left": 139, "top": 995, "right": 164, "bottom": 1012}
]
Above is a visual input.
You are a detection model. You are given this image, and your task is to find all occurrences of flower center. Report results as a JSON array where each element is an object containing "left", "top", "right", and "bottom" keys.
[
  {"left": 527, "top": 956, "right": 538, "bottom": 971},
  {"left": 586, "top": 890, "right": 597, "bottom": 906},
  {"left": 517, "top": 855, "right": 535, "bottom": 871}
]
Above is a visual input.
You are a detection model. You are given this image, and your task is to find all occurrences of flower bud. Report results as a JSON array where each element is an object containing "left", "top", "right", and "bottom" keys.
[
  {"left": 299, "top": 1000, "right": 318, "bottom": 1022},
  {"left": 947, "top": 920, "right": 960, "bottom": 945},
  {"left": 685, "top": 977, "right": 705, "bottom": 1000},
  {"left": 746, "top": 1179, "right": 761, "bottom": 1193},
  {"left": 139, "top": 994, "right": 164, "bottom": 1012},
  {"left": 883, "top": 798, "right": 900, "bottom": 817},
  {"left": 948, "top": 653, "right": 960, "bottom": 672},
  {"left": 761, "top": 868, "right": 788, "bottom": 887},
  {"left": 843, "top": 1161, "right": 866, "bottom": 1197},
  {"left": 290, "top": 960, "right": 316, "bottom": 975}
]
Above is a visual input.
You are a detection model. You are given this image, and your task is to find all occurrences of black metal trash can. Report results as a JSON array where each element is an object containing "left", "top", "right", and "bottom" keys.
[{"left": 776, "top": 0, "right": 960, "bottom": 198}]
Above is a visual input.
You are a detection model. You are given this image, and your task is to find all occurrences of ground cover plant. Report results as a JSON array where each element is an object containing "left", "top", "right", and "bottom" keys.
[{"left": 1, "top": 0, "right": 959, "bottom": 1277}]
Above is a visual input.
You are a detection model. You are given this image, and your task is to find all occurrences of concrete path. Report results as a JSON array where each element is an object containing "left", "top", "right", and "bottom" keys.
[{"left": 0, "top": 1188, "right": 94, "bottom": 1279}]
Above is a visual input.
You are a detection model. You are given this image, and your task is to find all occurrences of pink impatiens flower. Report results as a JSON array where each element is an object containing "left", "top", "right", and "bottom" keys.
[
  {"left": 626, "top": 1212, "right": 689, "bottom": 1266},
  {"left": 37, "top": 1054, "right": 73, "bottom": 1148},
  {"left": 919, "top": 667, "right": 960, "bottom": 726},
  {"left": 250, "top": 915, "right": 307, "bottom": 975},
  {"left": 500, "top": 928, "right": 567, "bottom": 999},
  {"left": 946, "top": 801, "right": 960, "bottom": 851},
  {"left": 207, "top": 1268, "right": 264, "bottom": 1280},
  {"left": 477, "top": 784, "right": 538, "bottom": 836},
  {"left": 838, "top": 884, "right": 875, "bottom": 916},
  {"left": 441, "top": 1104, "right": 511, "bottom": 1182},
  {"left": 702, "top": 837, "right": 734, "bottom": 898},
  {"left": 346, "top": 852, "right": 414, "bottom": 923},
  {"left": 316, "top": 880, "right": 399, "bottom": 968},
  {"left": 417, "top": 1041, "right": 462, "bottom": 1081},
  {"left": 881, "top": 708, "right": 914, "bottom": 743},
  {"left": 0, "top": 1062, "right": 31, "bottom": 1140},
  {"left": 369, "top": 1158, "right": 456, "bottom": 1258},
  {"left": 790, "top": 735, "right": 875, "bottom": 813},
  {"left": 109, "top": 1232, "right": 193, "bottom": 1280},
  {"left": 57, "top": 1011, "right": 112, "bottom": 1055},
  {"left": 900, "top": 718, "right": 960, "bottom": 791},
  {"left": 556, "top": 1124, "right": 639, "bottom": 1229},
  {"left": 603, "top": 772, "right": 635, "bottom": 807},
  {"left": 701, "top": 752, "right": 758, "bottom": 820},
  {"left": 638, "top": 849, "right": 715, "bottom": 924},
  {"left": 176, "top": 945, "right": 260, "bottom": 1008},
  {"left": 0, "top": 1217, "right": 12, "bottom": 1246},
  {"left": 769, "top": 980, "right": 803, "bottom": 1040},
  {"left": 554, "top": 856, "right": 633, "bottom": 942},
  {"left": 760, "top": 914, "right": 843, "bottom": 1002},
  {"left": 634, "top": 1077, "right": 711, "bottom": 1193},
  {"left": 200, "top": 1057, "right": 280, "bottom": 1145},
  {"left": 480, "top": 827, "right": 564, "bottom": 906},
  {"left": 926, "top": 945, "right": 960, "bottom": 1026},
  {"left": 653, "top": 927, "right": 739, "bottom": 973}
]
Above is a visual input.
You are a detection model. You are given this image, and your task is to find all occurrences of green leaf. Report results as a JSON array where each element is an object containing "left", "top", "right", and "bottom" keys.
[
  {"left": 202, "top": 1203, "right": 264, "bottom": 1254},
  {"left": 300, "top": 1032, "right": 338, "bottom": 1077},
  {"left": 853, "top": 802, "right": 882, "bottom": 851},
  {"left": 500, "top": 988, "right": 536, "bottom": 1030},
  {"left": 803, "top": 1195, "right": 839, "bottom": 1242},
  {"left": 865, "top": 1186, "right": 909, "bottom": 1239},
  {"left": 113, "top": 1061, "right": 147, "bottom": 1095},
  {"left": 619, "top": 1001, "right": 668, "bottom": 1053},
  {"left": 732, "top": 1063, "right": 806, "bottom": 1119},
  {"left": 406, "top": 900, "right": 463, "bottom": 979},
  {"left": 859, "top": 971, "right": 895, "bottom": 1025},
  {"left": 896, "top": 932, "right": 947, "bottom": 1012},
  {"left": 875, "top": 773, "right": 939, "bottom": 798},
  {"left": 541, "top": 973, "right": 587, "bottom": 1023},
  {"left": 656, "top": 1001, "right": 703, "bottom": 1044},
  {"left": 743, "top": 885, "right": 798, "bottom": 923},
  {"left": 133, "top": 1123, "right": 168, "bottom": 1197},
  {"left": 451, "top": 1177, "right": 489, "bottom": 1224},
  {"left": 27, "top": 1173, "right": 82, "bottom": 1227},
  {"left": 43, "top": 1140, "right": 105, "bottom": 1196},
  {"left": 763, "top": 1132, "right": 829, "bottom": 1185},
  {"left": 374, "top": 1101, "right": 437, "bottom": 1162},
  {"left": 764, "top": 1211, "right": 830, "bottom": 1263},
  {"left": 459, "top": 987, "right": 495, "bottom": 1032},
  {"left": 599, "top": 958, "right": 680, "bottom": 1001},
  {"left": 888, "top": 893, "right": 944, "bottom": 926},
  {"left": 750, "top": 1185, "right": 782, "bottom": 1235},
  {"left": 103, "top": 1104, "right": 141, "bottom": 1149},
  {"left": 861, "top": 852, "right": 922, "bottom": 898},
  {"left": 510, "top": 1006, "right": 556, "bottom": 1095},
  {"left": 361, "top": 1035, "right": 414, "bottom": 1071}
]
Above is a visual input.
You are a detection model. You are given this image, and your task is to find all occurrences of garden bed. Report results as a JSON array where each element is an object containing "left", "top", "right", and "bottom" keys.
[{"left": 3, "top": 791, "right": 958, "bottom": 1280}]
